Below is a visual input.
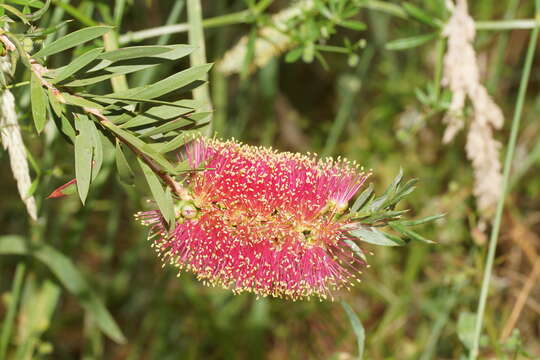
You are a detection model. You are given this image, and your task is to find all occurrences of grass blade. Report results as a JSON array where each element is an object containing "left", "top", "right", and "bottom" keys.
[
  {"left": 341, "top": 301, "right": 365, "bottom": 360},
  {"left": 0, "top": 236, "right": 126, "bottom": 344}
]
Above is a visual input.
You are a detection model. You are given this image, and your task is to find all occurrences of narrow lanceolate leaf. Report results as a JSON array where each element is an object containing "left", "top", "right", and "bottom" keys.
[
  {"left": 385, "top": 33, "right": 438, "bottom": 51},
  {"left": 33, "top": 26, "right": 112, "bottom": 58},
  {"left": 110, "top": 63, "right": 212, "bottom": 101},
  {"left": 5, "top": 0, "right": 45, "bottom": 8},
  {"left": 351, "top": 183, "right": 374, "bottom": 213},
  {"left": 140, "top": 112, "right": 209, "bottom": 138},
  {"left": 97, "top": 44, "right": 195, "bottom": 62},
  {"left": 88, "top": 121, "right": 103, "bottom": 181},
  {"left": 63, "top": 93, "right": 104, "bottom": 109},
  {"left": 341, "top": 301, "right": 366, "bottom": 360},
  {"left": 399, "top": 213, "right": 445, "bottom": 226},
  {"left": 51, "top": 47, "right": 104, "bottom": 83},
  {"left": 153, "top": 131, "right": 199, "bottom": 154},
  {"left": 119, "top": 100, "right": 198, "bottom": 128},
  {"left": 100, "top": 120, "right": 178, "bottom": 174},
  {"left": 75, "top": 114, "right": 102, "bottom": 181},
  {"left": 47, "top": 87, "right": 64, "bottom": 117},
  {"left": 0, "top": 236, "right": 126, "bottom": 344},
  {"left": 30, "top": 72, "right": 47, "bottom": 133},
  {"left": 74, "top": 118, "right": 94, "bottom": 204},
  {"left": 24, "top": 0, "right": 50, "bottom": 21},
  {"left": 339, "top": 20, "right": 367, "bottom": 31},
  {"left": 58, "top": 113, "right": 77, "bottom": 141},
  {"left": 0, "top": 4, "right": 30, "bottom": 24},
  {"left": 343, "top": 239, "right": 367, "bottom": 263},
  {"left": 115, "top": 141, "right": 134, "bottom": 184},
  {"left": 402, "top": 2, "right": 442, "bottom": 28},
  {"left": 138, "top": 158, "right": 175, "bottom": 225},
  {"left": 348, "top": 227, "right": 402, "bottom": 246},
  {"left": 388, "top": 223, "right": 436, "bottom": 244}
]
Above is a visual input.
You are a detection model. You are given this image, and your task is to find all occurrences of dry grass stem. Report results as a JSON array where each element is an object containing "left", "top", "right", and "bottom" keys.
[{"left": 500, "top": 259, "right": 540, "bottom": 341}]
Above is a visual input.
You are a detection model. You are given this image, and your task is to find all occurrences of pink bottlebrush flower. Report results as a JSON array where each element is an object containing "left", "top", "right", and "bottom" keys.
[{"left": 136, "top": 138, "right": 371, "bottom": 300}]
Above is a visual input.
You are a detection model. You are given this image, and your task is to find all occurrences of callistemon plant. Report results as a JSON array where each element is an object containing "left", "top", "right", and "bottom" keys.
[{"left": 137, "top": 137, "right": 437, "bottom": 300}]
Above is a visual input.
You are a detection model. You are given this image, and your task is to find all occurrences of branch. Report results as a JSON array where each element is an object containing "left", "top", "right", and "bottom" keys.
[{"left": 0, "top": 36, "right": 185, "bottom": 197}]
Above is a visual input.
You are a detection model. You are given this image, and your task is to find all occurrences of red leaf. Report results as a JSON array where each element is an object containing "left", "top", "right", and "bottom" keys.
[{"left": 47, "top": 178, "right": 77, "bottom": 199}]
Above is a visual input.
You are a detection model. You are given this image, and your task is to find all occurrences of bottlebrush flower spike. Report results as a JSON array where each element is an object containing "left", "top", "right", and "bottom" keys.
[{"left": 136, "top": 138, "right": 371, "bottom": 300}]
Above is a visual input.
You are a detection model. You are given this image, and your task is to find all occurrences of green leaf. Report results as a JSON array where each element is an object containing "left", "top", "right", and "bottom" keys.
[
  {"left": 391, "top": 178, "right": 418, "bottom": 205},
  {"left": 33, "top": 26, "right": 112, "bottom": 58},
  {"left": 351, "top": 183, "right": 374, "bottom": 213},
  {"left": 402, "top": 2, "right": 442, "bottom": 28},
  {"left": 119, "top": 100, "right": 199, "bottom": 128},
  {"left": 74, "top": 117, "right": 94, "bottom": 204},
  {"left": 343, "top": 239, "right": 367, "bottom": 263},
  {"left": 0, "top": 3, "right": 30, "bottom": 24},
  {"left": 399, "top": 213, "right": 445, "bottom": 226},
  {"left": 115, "top": 140, "right": 135, "bottom": 184},
  {"left": 341, "top": 301, "right": 365, "bottom": 359},
  {"left": 385, "top": 33, "right": 438, "bottom": 51},
  {"left": 24, "top": 0, "right": 49, "bottom": 21},
  {"left": 87, "top": 94, "right": 199, "bottom": 110},
  {"left": 285, "top": 47, "right": 303, "bottom": 63},
  {"left": 63, "top": 93, "right": 104, "bottom": 109},
  {"left": 367, "top": 170, "right": 403, "bottom": 211},
  {"left": 140, "top": 112, "right": 210, "bottom": 138},
  {"left": 6, "top": 0, "right": 44, "bottom": 8},
  {"left": 52, "top": 47, "right": 104, "bottom": 83},
  {"left": 88, "top": 120, "right": 103, "bottom": 181},
  {"left": 0, "top": 236, "right": 125, "bottom": 343},
  {"left": 57, "top": 113, "right": 76, "bottom": 141},
  {"left": 339, "top": 19, "right": 367, "bottom": 31},
  {"left": 109, "top": 63, "right": 212, "bottom": 101},
  {"left": 152, "top": 131, "right": 198, "bottom": 154},
  {"left": 47, "top": 87, "right": 64, "bottom": 117},
  {"left": 357, "top": 209, "right": 409, "bottom": 224},
  {"left": 99, "top": 120, "right": 177, "bottom": 174},
  {"left": 98, "top": 44, "right": 194, "bottom": 62},
  {"left": 26, "top": 20, "right": 72, "bottom": 38},
  {"left": 389, "top": 222, "right": 436, "bottom": 244},
  {"left": 348, "top": 227, "right": 402, "bottom": 246},
  {"left": 138, "top": 159, "right": 175, "bottom": 225},
  {"left": 457, "top": 312, "right": 476, "bottom": 350},
  {"left": 30, "top": 72, "right": 47, "bottom": 133}
]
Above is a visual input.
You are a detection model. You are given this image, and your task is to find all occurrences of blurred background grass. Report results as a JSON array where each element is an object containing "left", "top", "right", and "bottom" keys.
[{"left": 1, "top": 0, "right": 540, "bottom": 359}]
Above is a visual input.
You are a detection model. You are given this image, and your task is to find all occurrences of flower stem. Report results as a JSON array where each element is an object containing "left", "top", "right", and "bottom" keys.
[
  {"left": 469, "top": 3, "right": 540, "bottom": 359},
  {"left": 475, "top": 19, "right": 537, "bottom": 30}
]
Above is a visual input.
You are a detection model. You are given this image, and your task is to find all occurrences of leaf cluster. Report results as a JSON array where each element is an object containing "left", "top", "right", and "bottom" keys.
[
  {"left": 346, "top": 169, "right": 444, "bottom": 247},
  {"left": 2, "top": 9, "right": 211, "bottom": 218},
  {"left": 277, "top": 0, "right": 367, "bottom": 68}
]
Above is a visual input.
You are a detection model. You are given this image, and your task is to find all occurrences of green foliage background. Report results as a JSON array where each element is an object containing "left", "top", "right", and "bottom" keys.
[{"left": 1, "top": 0, "right": 540, "bottom": 359}]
